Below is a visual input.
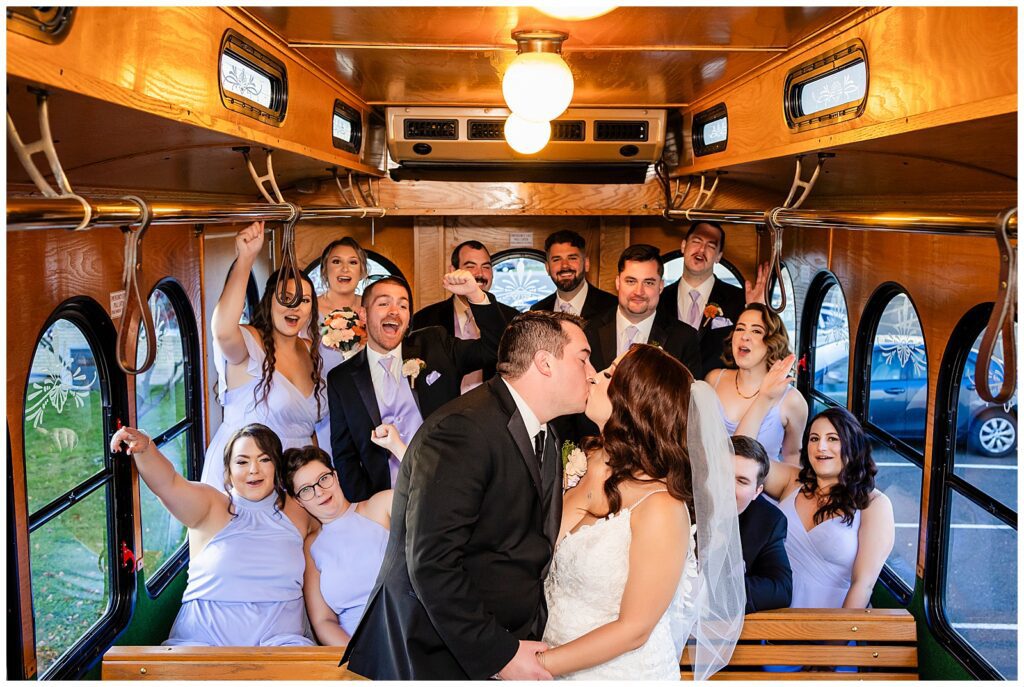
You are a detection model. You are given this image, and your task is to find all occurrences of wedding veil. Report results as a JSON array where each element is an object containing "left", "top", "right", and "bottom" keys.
[{"left": 674, "top": 379, "right": 746, "bottom": 679}]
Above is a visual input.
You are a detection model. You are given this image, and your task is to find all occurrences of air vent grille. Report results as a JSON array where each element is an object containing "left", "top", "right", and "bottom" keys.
[
  {"left": 404, "top": 119, "right": 458, "bottom": 140},
  {"left": 594, "top": 121, "right": 648, "bottom": 141},
  {"left": 552, "top": 120, "right": 585, "bottom": 141},
  {"left": 468, "top": 120, "right": 504, "bottom": 140}
]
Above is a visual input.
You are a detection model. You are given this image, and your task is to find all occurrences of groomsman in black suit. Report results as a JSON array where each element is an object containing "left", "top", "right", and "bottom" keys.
[
  {"left": 530, "top": 229, "right": 617, "bottom": 319},
  {"left": 561, "top": 244, "right": 701, "bottom": 443},
  {"left": 732, "top": 435, "right": 793, "bottom": 613},
  {"left": 656, "top": 221, "right": 765, "bottom": 374},
  {"left": 328, "top": 272, "right": 505, "bottom": 502},
  {"left": 344, "top": 311, "right": 595, "bottom": 680},
  {"left": 412, "top": 240, "right": 519, "bottom": 393}
]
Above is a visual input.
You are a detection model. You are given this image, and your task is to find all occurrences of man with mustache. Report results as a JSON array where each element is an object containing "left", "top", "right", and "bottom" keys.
[
  {"left": 530, "top": 230, "right": 617, "bottom": 319},
  {"left": 413, "top": 240, "right": 519, "bottom": 393},
  {"left": 328, "top": 270, "right": 507, "bottom": 502}
]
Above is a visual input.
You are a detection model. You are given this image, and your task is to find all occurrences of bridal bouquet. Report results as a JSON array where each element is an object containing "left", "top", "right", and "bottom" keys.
[
  {"left": 320, "top": 307, "right": 366, "bottom": 352},
  {"left": 562, "top": 440, "right": 587, "bottom": 490}
]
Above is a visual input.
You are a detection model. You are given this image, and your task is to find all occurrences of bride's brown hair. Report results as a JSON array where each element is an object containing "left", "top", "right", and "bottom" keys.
[{"left": 582, "top": 344, "right": 695, "bottom": 517}]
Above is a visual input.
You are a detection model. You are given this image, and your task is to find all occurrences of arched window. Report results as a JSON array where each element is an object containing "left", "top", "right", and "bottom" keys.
[
  {"left": 855, "top": 286, "right": 927, "bottom": 599},
  {"left": 490, "top": 249, "right": 556, "bottom": 312},
  {"left": 799, "top": 271, "right": 850, "bottom": 415},
  {"left": 769, "top": 263, "right": 798, "bottom": 356},
  {"left": 660, "top": 250, "right": 743, "bottom": 289},
  {"left": 135, "top": 281, "right": 202, "bottom": 596},
  {"left": 22, "top": 300, "right": 132, "bottom": 678},
  {"left": 928, "top": 306, "right": 1017, "bottom": 679},
  {"left": 304, "top": 250, "right": 404, "bottom": 299}
]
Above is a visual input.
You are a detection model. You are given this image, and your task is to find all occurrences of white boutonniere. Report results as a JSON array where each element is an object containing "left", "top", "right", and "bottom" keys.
[
  {"left": 402, "top": 358, "right": 426, "bottom": 388},
  {"left": 561, "top": 440, "right": 587, "bottom": 491}
]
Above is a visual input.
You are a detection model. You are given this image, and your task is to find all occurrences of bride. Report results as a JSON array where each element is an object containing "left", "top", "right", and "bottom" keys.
[{"left": 539, "top": 344, "right": 745, "bottom": 680}]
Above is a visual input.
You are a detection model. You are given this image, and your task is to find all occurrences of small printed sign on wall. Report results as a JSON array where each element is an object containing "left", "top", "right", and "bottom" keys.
[
  {"left": 110, "top": 290, "right": 127, "bottom": 318},
  {"left": 509, "top": 232, "right": 534, "bottom": 248}
]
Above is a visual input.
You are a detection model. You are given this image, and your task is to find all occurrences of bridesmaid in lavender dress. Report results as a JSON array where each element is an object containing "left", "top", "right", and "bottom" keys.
[
  {"left": 283, "top": 435, "right": 400, "bottom": 644},
  {"left": 707, "top": 304, "right": 808, "bottom": 465},
  {"left": 756, "top": 366, "right": 895, "bottom": 609},
  {"left": 202, "top": 222, "right": 324, "bottom": 489},
  {"left": 110, "top": 423, "right": 316, "bottom": 646}
]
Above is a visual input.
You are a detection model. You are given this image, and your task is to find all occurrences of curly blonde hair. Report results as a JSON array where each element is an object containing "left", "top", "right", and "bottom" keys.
[{"left": 721, "top": 303, "right": 791, "bottom": 369}]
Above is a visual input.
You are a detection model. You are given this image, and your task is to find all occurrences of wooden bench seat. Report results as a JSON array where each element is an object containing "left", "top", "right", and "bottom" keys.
[
  {"left": 103, "top": 608, "right": 917, "bottom": 680},
  {"left": 681, "top": 608, "right": 919, "bottom": 680}
]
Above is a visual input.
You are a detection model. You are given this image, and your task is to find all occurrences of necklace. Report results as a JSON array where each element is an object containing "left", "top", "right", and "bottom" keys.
[{"left": 734, "top": 371, "right": 760, "bottom": 399}]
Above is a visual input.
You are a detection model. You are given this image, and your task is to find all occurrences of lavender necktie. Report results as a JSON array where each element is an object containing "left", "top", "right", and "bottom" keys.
[
  {"left": 559, "top": 301, "right": 574, "bottom": 314},
  {"left": 688, "top": 290, "right": 702, "bottom": 329},
  {"left": 620, "top": 324, "right": 639, "bottom": 356}
]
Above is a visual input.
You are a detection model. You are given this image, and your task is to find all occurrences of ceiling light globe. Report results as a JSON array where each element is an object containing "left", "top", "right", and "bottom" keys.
[
  {"left": 504, "top": 114, "right": 551, "bottom": 155},
  {"left": 502, "top": 52, "right": 574, "bottom": 123},
  {"left": 533, "top": 4, "right": 617, "bottom": 21}
]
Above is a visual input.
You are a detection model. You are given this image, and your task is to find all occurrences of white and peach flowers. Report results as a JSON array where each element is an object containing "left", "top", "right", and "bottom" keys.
[
  {"left": 320, "top": 307, "right": 366, "bottom": 352},
  {"left": 562, "top": 440, "right": 588, "bottom": 491},
  {"left": 402, "top": 358, "right": 426, "bottom": 388}
]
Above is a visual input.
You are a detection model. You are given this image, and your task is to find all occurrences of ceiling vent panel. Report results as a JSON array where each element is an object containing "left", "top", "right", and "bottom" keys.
[
  {"left": 594, "top": 121, "right": 649, "bottom": 141},
  {"left": 403, "top": 119, "right": 458, "bottom": 139}
]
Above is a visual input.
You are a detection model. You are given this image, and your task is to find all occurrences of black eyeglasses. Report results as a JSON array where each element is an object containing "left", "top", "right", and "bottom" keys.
[{"left": 296, "top": 471, "right": 336, "bottom": 502}]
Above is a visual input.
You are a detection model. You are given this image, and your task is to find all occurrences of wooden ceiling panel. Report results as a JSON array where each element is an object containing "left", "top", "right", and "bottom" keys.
[{"left": 243, "top": 6, "right": 858, "bottom": 106}]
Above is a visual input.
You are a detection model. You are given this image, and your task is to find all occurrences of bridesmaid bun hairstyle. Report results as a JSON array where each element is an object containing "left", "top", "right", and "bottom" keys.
[{"left": 222, "top": 423, "right": 288, "bottom": 516}]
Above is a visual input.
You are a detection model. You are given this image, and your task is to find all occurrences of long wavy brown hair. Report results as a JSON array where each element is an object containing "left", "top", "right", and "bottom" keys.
[
  {"left": 249, "top": 269, "right": 324, "bottom": 418},
  {"left": 721, "top": 303, "right": 791, "bottom": 369},
  {"left": 798, "top": 406, "right": 877, "bottom": 526},
  {"left": 222, "top": 423, "right": 288, "bottom": 517},
  {"left": 581, "top": 344, "right": 695, "bottom": 517}
]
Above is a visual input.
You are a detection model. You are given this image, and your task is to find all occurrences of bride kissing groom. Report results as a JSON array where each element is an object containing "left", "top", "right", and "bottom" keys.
[{"left": 343, "top": 311, "right": 744, "bottom": 680}]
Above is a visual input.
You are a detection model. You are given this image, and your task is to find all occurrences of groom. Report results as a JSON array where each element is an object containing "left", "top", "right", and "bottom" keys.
[{"left": 343, "top": 311, "right": 595, "bottom": 680}]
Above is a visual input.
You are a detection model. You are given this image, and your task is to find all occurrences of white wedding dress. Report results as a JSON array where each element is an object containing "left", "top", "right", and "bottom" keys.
[{"left": 543, "top": 492, "right": 699, "bottom": 680}]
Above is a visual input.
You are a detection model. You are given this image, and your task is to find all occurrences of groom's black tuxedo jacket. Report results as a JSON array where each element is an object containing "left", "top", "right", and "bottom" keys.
[
  {"left": 343, "top": 376, "right": 561, "bottom": 680},
  {"left": 657, "top": 276, "right": 746, "bottom": 375},
  {"left": 738, "top": 494, "right": 793, "bottom": 613},
  {"left": 327, "top": 299, "right": 507, "bottom": 503}
]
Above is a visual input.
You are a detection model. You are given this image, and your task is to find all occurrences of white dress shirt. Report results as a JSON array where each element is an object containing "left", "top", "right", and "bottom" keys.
[
  {"left": 502, "top": 378, "right": 547, "bottom": 451},
  {"left": 453, "top": 296, "right": 484, "bottom": 393},
  {"left": 676, "top": 273, "right": 717, "bottom": 325},
  {"left": 555, "top": 281, "right": 589, "bottom": 316}
]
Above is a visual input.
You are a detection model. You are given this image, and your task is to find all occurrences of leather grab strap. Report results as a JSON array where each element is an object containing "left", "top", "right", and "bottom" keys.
[
  {"left": 975, "top": 208, "right": 1017, "bottom": 404},
  {"left": 115, "top": 195, "right": 157, "bottom": 375}
]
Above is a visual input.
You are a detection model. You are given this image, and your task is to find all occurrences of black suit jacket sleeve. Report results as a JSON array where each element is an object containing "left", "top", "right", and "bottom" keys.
[
  {"left": 745, "top": 510, "right": 793, "bottom": 613},
  {"left": 448, "top": 299, "right": 505, "bottom": 376},
  {"left": 404, "top": 413, "right": 520, "bottom": 678},
  {"left": 328, "top": 371, "right": 374, "bottom": 503}
]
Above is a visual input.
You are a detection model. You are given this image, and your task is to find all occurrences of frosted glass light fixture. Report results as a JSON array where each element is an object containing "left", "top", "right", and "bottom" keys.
[
  {"left": 533, "top": 3, "right": 617, "bottom": 21},
  {"left": 502, "top": 30, "right": 574, "bottom": 123},
  {"left": 504, "top": 114, "right": 551, "bottom": 154}
]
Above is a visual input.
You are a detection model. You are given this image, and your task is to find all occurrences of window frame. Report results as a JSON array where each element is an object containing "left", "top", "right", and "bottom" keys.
[
  {"left": 218, "top": 29, "right": 288, "bottom": 126},
  {"left": 21, "top": 297, "right": 134, "bottom": 679},
  {"left": 797, "top": 270, "right": 849, "bottom": 410},
  {"left": 924, "top": 303, "right": 1017, "bottom": 680},
  {"left": 691, "top": 102, "right": 728, "bottom": 157},
  {"left": 852, "top": 282, "right": 928, "bottom": 604},
  {"left": 490, "top": 248, "right": 557, "bottom": 312},
  {"left": 139, "top": 280, "right": 204, "bottom": 598},
  {"left": 783, "top": 38, "right": 869, "bottom": 130}
]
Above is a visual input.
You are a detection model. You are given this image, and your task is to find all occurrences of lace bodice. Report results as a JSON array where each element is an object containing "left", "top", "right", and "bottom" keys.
[{"left": 543, "top": 501, "right": 699, "bottom": 680}]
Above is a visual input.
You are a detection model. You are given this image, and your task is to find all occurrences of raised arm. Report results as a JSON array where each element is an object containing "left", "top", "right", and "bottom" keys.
[
  {"left": 779, "top": 388, "right": 809, "bottom": 466},
  {"left": 211, "top": 221, "right": 265, "bottom": 365},
  {"left": 843, "top": 492, "right": 895, "bottom": 608},
  {"left": 538, "top": 493, "right": 689, "bottom": 676},
  {"left": 370, "top": 423, "right": 407, "bottom": 460},
  {"left": 734, "top": 354, "right": 797, "bottom": 442},
  {"left": 444, "top": 269, "right": 505, "bottom": 376},
  {"left": 744, "top": 261, "right": 769, "bottom": 306},
  {"left": 762, "top": 458, "right": 801, "bottom": 501},
  {"left": 302, "top": 529, "right": 351, "bottom": 646},
  {"left": 109, "top": 426, "right": 222, "bottom": 529}
]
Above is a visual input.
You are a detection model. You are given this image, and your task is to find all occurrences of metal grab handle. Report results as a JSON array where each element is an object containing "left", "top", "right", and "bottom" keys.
[
  {"left": 239, "top": 147, "right": 285, "bottom": 205},
  {"left": 116, "top": 195, "right": 158, "bottom": 375},
  {"left": 975, "top": 208, "right": 1017, "bottom": 404},
  {"left": 273, "top": 202, "right": 304, "bottom": 308},
  {"left": 763, "top": 208, "right": 788, "bottom": 315}
]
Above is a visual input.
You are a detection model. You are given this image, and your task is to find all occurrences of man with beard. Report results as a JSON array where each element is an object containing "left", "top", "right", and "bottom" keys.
[
  {"left": 413, "top": 240, "right": 519, "bottom": 393},
  {"left": 530, "top": 230, "right": 616, "bottom": 319},
  {"left": 328, "top": 271, "right": 507, "bottom": 502},
  {"left": 656, "top": 221, "right": 767, "bottom": 374}
]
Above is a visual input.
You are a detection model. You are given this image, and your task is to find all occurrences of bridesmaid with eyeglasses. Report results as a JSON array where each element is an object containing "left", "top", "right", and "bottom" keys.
[{"left": 282, "top": 426, "right": 401, "bottom": 645}]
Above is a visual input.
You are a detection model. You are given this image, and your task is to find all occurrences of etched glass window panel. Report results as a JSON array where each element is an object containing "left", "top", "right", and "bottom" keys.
[
  {"left": 868, "top": 294, "right": 927, "bottom": 443},
  {"left": 136, "top": 289, "right": 186, "bottom": 437},
  {"left": 24, "top": 319, "right": 104, "bottom": 512},
  {"left": 954, "top": 330, "right": 1017, "bottom": 511},
  {"left": 812, "top": 284, "right": 850, "bottom": 406},
  {"left": 870, "top": 440, "right": 921, "bottom": 591},
  {"left": 702, "top": 116, "right": 727, "bottom": 145},
  {"left": 30, "top": 489, "right": 111, "bottom": 676},
  {"left": 221, "top": 53, "right": 272, "bottom": 109},
  {"left": 943, "top": 490, "right": 1017, "bottom": 679},
  {"left": 799, "top": 60, "right": 867, "bottom": 117},
  {"left": 491, "top": 255, "right": 556, "bottom": 312},
  {"left": 333, "top": 114, "right": 353, "bottom": 143}
]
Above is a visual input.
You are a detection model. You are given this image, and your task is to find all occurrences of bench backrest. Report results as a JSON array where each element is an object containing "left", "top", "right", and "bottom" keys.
[
  {"left": 102, "top": 646, "right": 364, "bottom": 680},
  {"left": 680, "top": 608, "right": 919, "bottom": 680}
]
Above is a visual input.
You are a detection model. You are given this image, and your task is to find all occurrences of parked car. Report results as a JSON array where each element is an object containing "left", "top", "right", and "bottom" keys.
[{"left": 813, "top": 337, "right": 1016, "bottom": 458}]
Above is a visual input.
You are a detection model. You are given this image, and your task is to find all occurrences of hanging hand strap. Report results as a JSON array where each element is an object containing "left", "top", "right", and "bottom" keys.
[
  {"left": 116, "top": 195, "right": 157, "bottom": 375},
  {"left": 274, "top": 202, "right": 304, "bottom": 308},
  {"left": 975, "top": 208, "right": 1017, "bottom": 404}
]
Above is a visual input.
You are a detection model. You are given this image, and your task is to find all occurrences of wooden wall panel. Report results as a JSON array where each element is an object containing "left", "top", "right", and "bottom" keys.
[
  {"left": 413, "top": 218, "right": 445, "bottom": 312},
  {"left": 679, "top": 6, "right": 1017, "bottom": 175},
  {"left": 6, "top": 222, "right": 202, "bottom": 676}
]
